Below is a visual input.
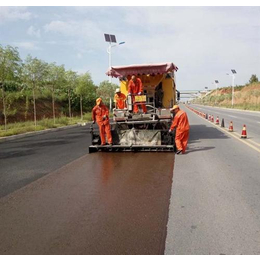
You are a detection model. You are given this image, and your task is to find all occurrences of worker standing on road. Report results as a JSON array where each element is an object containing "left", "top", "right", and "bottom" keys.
[
  {"left": 92, "top": 98, "right": 113, "bottom": 146},
  {"left": 114, "top": 88, "right": 126, "bottom": 109},
  {"left": 169, "top": 105, "right": 189, "bottom": 154},
  {"left": 128, "top": 75, "right": 147, "bottom": 113}
]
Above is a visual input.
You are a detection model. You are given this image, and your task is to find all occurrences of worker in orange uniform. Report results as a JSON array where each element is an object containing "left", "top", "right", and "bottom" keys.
[
  {"left": 92, "top": 97, "right": 113, "bottom": 146},
  {"left": 114, "top": 88, "right": 126, "bottom": 109},
  {"left": 128, "top": 75, "right": 147, "bottom": 113},
  {"left": 169, "top": 105, "right": 190, "bottom": 154}
]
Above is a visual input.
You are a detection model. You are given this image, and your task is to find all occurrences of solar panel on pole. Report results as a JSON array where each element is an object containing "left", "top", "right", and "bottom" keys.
[
  {"left": 110, "top": 35, "right": 117, "bottom": 43},
  {"left": 104, "top": 34, "right": 111, "bottom": 42},
  {"left": 215, "top": 80, "right": 219, "bottom": 83},
  {"left": 231, "top": 69, "right": 237, "bottom": 74}
]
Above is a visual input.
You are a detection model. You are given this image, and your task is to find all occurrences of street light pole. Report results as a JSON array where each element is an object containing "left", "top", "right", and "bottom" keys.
[
  {"left": 107, "top": 41, "right": 125, "bottom": 80},
  {"left": 231, "top": 73, "right": 235, "bottom": 107},
  {"left": 107, "top": 43, "right": 112, "bottom": 83},
  {"left": 105, "top": 39, "right": 125, "bottom": 110},
  {"left": 230, "top": 70, "right": 236, "bottom": 107},
  {"left": 214, "top": 80, "right": 219, "bottom": 90},
  {"left": 226, "top": 70, "right": 236, "bottom": 107},
  {"left": 214, "top": 80, "right": 219, "bottom": 105}
]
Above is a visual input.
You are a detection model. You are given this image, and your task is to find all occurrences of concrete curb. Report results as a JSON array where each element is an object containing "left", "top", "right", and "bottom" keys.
[{"left": 0, "top": 123, "right": 88, "bottom": 143}]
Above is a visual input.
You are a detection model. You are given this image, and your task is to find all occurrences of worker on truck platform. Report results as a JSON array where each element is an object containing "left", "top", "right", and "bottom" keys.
[
  {"left": 114, "top": 88, "right": 126, "bottom": 109},
  {"left": 169, "top": 105, "right": 189, "bottom": 154},
  {"left": 128, "top": 75, "right": 147, "bottom": 113},
  {"left": 92, "top": 98, "right": 113, "bottom": 146}
]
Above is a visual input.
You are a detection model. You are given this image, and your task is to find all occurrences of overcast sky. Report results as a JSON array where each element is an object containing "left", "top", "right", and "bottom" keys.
[{"left": 0, "top": 5, "right": 260, "bottom": 92}]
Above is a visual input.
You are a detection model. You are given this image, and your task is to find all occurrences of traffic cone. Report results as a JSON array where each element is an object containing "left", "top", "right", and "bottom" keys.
[
  {"left": 228, "top": 121, "right": 233, "bottom": 132},
  {"left": 211, "top": 115, "right": 214, "bottom": 123},
  {"left": 209, "top": 114, "right": 211, "bottom": 121},
  {"left": 215, "top": 116, "right": 219, "bottom": 125},
  {"left": 221, "top": 118, "right": 225, "bottom": 128},
  {"left": 241, "top": 124, "right": 247, "bottom": 138}
]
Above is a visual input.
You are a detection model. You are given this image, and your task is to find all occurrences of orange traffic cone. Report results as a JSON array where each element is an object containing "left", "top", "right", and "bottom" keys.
[
  {"left": 211, "top": 115, "right": 214, "bottom": 123},
  {"left": 241, "top": 124, "right": 247, "bottom": 138},
  {"left": 209, "top": 114, "right": 211, "bottom": 121},
  {"left": 215, "top": 116, "right": 219, "bottom": 125},
  {"left": 228, "top": 121, "right": 233, "bottom": 132}
]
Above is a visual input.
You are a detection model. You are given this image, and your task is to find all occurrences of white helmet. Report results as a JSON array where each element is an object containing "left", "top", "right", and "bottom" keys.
[{"left": 115, "top": 88, "right": 121, "bottom": 93}]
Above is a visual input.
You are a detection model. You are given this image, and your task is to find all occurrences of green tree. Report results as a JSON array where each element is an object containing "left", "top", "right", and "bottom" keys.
[
  {"left": 75, "top": 72, "right": 96, "bottom": 120},
  {"left": 46, "top": 63, "right": 66, "bottom": 124},
  {"left": 0, "top": 45, "right": 21, "bottom": 130},
  {"left": 249, "top": 74, "right": 259, "bottom": 84},
  {"left": 96, "top": 80, "right": 118, "bottom": 109},
  {"left": 22, "top": 55, "right": 48, "bottom": 128},
  {"left": 64, "top": 70, "right": 78, "bottom": 118}
]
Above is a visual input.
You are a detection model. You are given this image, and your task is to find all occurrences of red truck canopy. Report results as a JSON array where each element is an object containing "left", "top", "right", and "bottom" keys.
[{"left": 106, "top": 62, "right": 178, "bottom": 78}]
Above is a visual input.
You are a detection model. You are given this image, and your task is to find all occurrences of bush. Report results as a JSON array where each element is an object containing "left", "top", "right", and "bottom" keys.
[
  {"left": 83, "top": 112, "right": 92, "bottom": 121},
  {"left": 56, "top": 116, "right": 69, "bottom": 125},
  {"left": 234, "top": 85, "right": 246, "bottom": 91}
]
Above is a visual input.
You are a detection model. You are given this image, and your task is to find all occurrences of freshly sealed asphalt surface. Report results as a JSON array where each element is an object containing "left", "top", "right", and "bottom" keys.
[{"left": 0, "top": 126, "right": 175, "bottom": 254}]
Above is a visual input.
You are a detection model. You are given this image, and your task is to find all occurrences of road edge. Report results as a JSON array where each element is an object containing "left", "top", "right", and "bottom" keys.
[
  {"left": 0, "top": 123, "right": 87, "bottom": 143},
  {"left": 193, "top": 104, "right": 260, "bottom": 114}
]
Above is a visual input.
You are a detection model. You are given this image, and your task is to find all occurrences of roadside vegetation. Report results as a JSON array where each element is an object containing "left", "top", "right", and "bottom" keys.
[
  {"left": 0, "top": 113, "right": 93, "bottom": 137},
  {"left": 193, "top": 75, "right": 260, "bottom": 111},
  {"left": 0, "top": 44, "right": 118, "bottom": 138}
]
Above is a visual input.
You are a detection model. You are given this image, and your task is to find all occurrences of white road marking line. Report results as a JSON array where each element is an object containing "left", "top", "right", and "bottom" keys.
[
  {"left": 228, "top": 115, "right": 238, "bottom": 118},
  {"left": 247, "top": 139, "right": 260, "bottom": 147},
  {"left": 232, "top": 132, "right": 260, "bottom": 147},
  {"left": 209, "top": 122, "right": 260, "bottom": 153}
]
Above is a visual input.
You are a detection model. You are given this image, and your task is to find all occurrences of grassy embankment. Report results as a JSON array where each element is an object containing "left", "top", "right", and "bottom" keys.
[
  {"left": 194, "top": 82, "right": 260, "bottom": 111},
  {"left": 0, "top": 113, "right": 92, "bottom": 138}
]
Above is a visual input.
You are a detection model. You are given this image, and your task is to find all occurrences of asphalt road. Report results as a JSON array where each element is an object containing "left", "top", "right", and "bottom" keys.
[
  {"left": 165, "top": 105, "right": 260, "bottom": 254},
  {"left": 1, "top": 105, "right": 260, "bottom": 255},
  {"left": 0, "top": 125, "right": 175, "bottom": 255},
  {"left": 190, "top": 104, "right": 260, "bottom": 144},
  {"left": 0, "top": 125, "right": 92, "bottom": 198}
]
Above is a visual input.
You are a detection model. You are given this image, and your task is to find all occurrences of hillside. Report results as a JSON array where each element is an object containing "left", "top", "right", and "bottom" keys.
[{"left": 194, "top": 82, "right": 260, "bottom": 111}]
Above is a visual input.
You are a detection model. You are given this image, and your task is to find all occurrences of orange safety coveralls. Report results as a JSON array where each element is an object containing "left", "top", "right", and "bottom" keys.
[
  {"left": 170, "top": 109, "right": 190, "bottom": 153},
  {"left": 128, "top": 78, "right": 147, "bottom": 113},
  {"left": 92, "top": 104, "right": 113, "bottom": 145},
  {"left": 114, "top": 92, "right": 126, "bottom": 109}
]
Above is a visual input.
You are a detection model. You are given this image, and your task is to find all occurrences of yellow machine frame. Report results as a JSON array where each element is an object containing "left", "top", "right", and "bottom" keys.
[{"left": 118, "top": 73, "right": 176, "bottom": 108}]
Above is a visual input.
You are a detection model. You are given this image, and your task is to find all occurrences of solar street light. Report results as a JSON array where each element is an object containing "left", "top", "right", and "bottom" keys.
[
  {"left": 214, "top": 80, "right": 219, "bottom": 89},
  {"left": 104, "top": 33, "right": 125, "bottom": 83},
  {"left": 104, "top": 34, "right": 125, "bottom": 110},
  {"left": 231, "top": 70, "right": 237, "bottom": 106},
  {"left": 226, "top": 69, "right": 237, "bottom": 106}
]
